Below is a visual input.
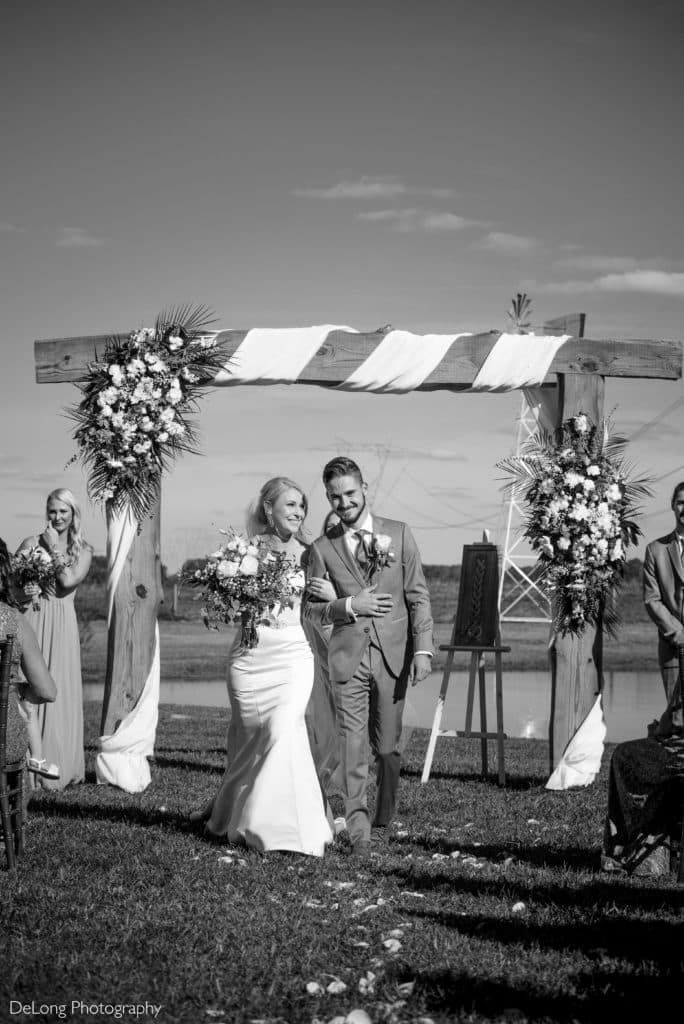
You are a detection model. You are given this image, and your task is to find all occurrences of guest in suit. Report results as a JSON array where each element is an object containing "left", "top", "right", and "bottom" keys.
[
  {"left": 642, "top": 481, "right": 684, "bottom": 735},
  {"left": 304, "top": 457, "right": 433, "bottom": 859}
]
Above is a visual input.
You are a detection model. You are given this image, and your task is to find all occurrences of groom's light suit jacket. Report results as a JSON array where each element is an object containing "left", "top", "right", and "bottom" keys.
[
  {"left": 303, "top": 516, "right": 433, "bottom": 684},
  {"left": 643, "top": 531, "right": 684, "bottom": 668}
]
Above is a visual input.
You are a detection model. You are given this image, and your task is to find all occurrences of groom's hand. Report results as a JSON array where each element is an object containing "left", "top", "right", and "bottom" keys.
[
  {"left": 409, "top": 653, "right": 432, "bottom": 686},
  {"left": 351, "top": 585, "right": 393, "bottom": 618}
]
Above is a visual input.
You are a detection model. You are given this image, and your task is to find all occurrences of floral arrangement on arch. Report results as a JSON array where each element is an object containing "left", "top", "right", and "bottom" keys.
[
  {"left": 189, "top": 530, "right": 306, "bottom": 648},
  {"left": 68, "top": 305, "right": 225, "bottom": 518},
  {"left": 499, "top": 412, "right": 652, "bottom": 636}
]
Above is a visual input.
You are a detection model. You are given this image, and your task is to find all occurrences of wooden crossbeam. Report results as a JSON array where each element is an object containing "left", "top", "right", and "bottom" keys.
[{"left": 34, "top": 329, "right": 682, "bottom": 386}]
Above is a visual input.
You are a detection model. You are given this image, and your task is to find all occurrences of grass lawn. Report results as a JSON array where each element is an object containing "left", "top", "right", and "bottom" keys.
[{"left": 1, "top": 706, "right": 683, "bottom": 1024}]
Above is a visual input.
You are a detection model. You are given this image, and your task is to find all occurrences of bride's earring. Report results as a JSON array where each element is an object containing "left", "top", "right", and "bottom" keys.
[{"left": 265, "top": 510, "right": 274, "bottom": 527}]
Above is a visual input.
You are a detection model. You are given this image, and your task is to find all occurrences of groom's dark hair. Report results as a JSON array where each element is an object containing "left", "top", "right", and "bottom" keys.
[{"left": 322, "top": 457, "right": 364, "bottom": 487}]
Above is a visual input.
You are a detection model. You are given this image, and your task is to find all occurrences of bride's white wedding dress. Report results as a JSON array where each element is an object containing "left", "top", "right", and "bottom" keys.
[{"left": 205, "top": 598, "right": 333, "bottom": 856}]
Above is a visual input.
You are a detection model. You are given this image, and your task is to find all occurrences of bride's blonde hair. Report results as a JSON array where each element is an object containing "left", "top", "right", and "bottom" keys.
[{"left": 246, "top": 477, "right": 308, "bottom": 540}]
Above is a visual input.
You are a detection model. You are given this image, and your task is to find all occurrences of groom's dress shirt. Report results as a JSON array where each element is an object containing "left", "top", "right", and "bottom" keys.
[{"left": 343, "top": 512, "right": 432, "bottom": 659}]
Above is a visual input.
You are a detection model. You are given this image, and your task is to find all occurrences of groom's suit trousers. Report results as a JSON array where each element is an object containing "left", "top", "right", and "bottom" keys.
[{"left": 335, "top": 640, "right": 405, "bottom": 843}]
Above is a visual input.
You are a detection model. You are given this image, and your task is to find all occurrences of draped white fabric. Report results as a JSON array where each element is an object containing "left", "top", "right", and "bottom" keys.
[
  {"left": 95, "top": 505, "right": 160, "bottom": 793},
  {"left": 545, "top": 694, "right": 606, "bottom": 790},
  {"left": 214, "top": 325, "right": 358, "bottom": 384},
  {"left": 342, "top": 330, "right": 472, "bottom": 393},
  {"left": 470, "top": 333, "right": 569, "bottom": 391},
  {"left": 95, "top": 624, "right": 160, "bottom": 793},
  {"left": 210, "top": 326, "right": 568, "bottom": 393}
]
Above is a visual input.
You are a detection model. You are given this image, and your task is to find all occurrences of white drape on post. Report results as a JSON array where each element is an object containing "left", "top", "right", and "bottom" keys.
[
  {"left": 545, "top": 694, "right": 606, "bottom": 790},
  {"left": 95, "top": 505, "right": 160, "bottom": 793}
]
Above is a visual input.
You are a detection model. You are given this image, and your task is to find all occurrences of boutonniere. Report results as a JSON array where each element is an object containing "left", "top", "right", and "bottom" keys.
[{"left": 366, "top": 532, "right": 396, "bottom": 576}]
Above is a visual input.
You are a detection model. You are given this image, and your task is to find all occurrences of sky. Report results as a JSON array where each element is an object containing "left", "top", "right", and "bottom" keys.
[{"left": 2, "top": 0, "right": 684, "bottom": 571}]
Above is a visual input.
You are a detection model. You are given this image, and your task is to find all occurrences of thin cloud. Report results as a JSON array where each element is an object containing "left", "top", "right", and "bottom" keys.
[
  {"left": 292, "top": 176, "right": 454, "bottom": 200},
  {"left": 56, "top": 227, "right": 105, "bottom": 247},
  {"left": 539, "top": 270, "right": 684, "bottom": 296},
  {"left": 0, "top": 221, "right": 24, "bottom": 232},
  {"left": 597, "top": 271, "right": 684, "bottom": 295},
  {"left": 555, "top": 254, "right": 641, "bottom": 272},
  {"left": 357, "top": 208, "right": 476, "bottom": 232},
  {"left": 478, "top": 231, "right": 540, "bottom": 252},
  {"left": 555, "top": 253, "right": 681, "bottom": 273}
]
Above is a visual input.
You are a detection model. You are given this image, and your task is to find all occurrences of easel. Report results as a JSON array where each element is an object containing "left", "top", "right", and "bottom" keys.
[{"left": 421, "top": 538, "right": 510, "bottom": 786}]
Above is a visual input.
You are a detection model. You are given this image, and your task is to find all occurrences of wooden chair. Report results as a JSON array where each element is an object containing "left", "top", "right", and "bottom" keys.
[
  {"left": 421, "top": 542, "right": 510, "bottom": 786},
  {"left": 0, "top": 635, "right": 26, "bottom": 870}
]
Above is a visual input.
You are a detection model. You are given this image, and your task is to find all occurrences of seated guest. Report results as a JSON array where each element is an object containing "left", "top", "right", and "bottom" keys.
[
  {"left": 0, "top": 538, "right": 57, "bottom": 764},
  {"left": 602, "top": 732, "right": 684, "bottom": 876}
]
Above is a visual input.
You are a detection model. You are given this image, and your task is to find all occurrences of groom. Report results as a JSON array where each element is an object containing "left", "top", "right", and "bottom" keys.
[{"left": 304, "top": 456, "right": 433, "bottom": 858}]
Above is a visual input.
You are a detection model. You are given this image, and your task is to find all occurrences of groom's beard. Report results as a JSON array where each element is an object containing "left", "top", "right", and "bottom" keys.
[{"left": 337, "top": 498, "right": 367, "bottom": 528}]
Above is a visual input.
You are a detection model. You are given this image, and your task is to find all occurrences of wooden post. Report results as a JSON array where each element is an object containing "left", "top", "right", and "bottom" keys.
[
  {"left": 100, "top": 499, "right": 163, "bottom": 736},
  {"left": 549, "top": 371, "right": 605, "bottom": 771}
]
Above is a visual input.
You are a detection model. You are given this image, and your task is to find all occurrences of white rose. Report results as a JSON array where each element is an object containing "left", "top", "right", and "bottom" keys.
[
  {"left": 246, "top": 545, "right": 259, "bottom": 556},
  {"left": 289, "top": 569, "right": 306, "bottom": 591},
  {"left": 587, "top": 464, "right": 600, "bottom": 477},
  {"left": 139, "top": 416, "right": 154, "bottom": 432},
  {"left": 239, "top": 554, "right": 259, "bottom": 576},
  {"left": 166, "top": 335, "right": 184, "bottom": 351},
  {"left": 216, "top": 559, "right": 239, "bottom": 578},
  {"left": 574, "top": 414, "right": 589, "bottom": 433},
  {"left": 557, "top": 537, "right": 571, "bottom": 550},
  {"left": 374, "top": 533, "right": 392, "bottom": 552}
]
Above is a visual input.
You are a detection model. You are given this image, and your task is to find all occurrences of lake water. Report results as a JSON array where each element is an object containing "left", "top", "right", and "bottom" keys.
[{"left": 83, "top": 669, "right": 666, "bottom": 743}]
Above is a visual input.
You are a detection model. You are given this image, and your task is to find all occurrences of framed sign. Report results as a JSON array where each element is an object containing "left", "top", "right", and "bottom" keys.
[{"left": 452, "top": 542, "right": 501, "bottom": 648}]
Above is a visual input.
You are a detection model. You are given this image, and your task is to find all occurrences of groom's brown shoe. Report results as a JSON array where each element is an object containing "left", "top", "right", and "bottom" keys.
[{"left": 351, "top": 840, "right": 371, "bottom": 860}]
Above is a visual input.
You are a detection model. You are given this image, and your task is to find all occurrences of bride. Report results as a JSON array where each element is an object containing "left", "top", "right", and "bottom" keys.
[{"left": 191, "top": 477, "right": 335, "bottom": 856}]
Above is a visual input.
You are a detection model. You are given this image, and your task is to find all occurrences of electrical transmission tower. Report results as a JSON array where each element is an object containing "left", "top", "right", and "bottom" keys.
[{"left": 498, "top": 307, "right": 586, "bottom": 624}]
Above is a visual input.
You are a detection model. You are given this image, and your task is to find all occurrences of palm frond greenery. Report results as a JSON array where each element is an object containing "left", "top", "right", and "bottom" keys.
[
  {"left": 67, "top": 304, "right": 224, "bottom": 520},
  {"left": 498, "top": 412, "right": 653, "bottom": 637},
  {"left": 506, "top": 292, "right": 533, "bottom": 334}
]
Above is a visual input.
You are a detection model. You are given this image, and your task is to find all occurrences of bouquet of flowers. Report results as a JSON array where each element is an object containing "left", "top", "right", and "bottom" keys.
[
  {"left": 11, "top": 546, "right": 57, "bottom": 610},
  {"left": 499, "top": 413, "right": 652, "bottom": 636},
  {"left": 68, "top": 305, "right": 226, "bottom": 519},
  {"left": 189, "top": 530, "right": 306, "bottom": 648}
]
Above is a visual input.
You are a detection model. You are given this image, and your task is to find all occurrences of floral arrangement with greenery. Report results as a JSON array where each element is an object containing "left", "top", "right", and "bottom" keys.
[
  {"left": 499, "top": 412, "right": 652, "bottom": 636},
  {"left": 190, "top": 530, "right": 305, "bottom": 648},
  {"left": 68, "top": 305, "right": 224, "bottom": 518},
  {"left": 11, "top": 545, "right": 60, "bottom": 610}
]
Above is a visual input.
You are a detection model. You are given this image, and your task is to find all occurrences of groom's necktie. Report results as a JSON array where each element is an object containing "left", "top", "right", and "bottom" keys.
[{"left": 353, "top": 529, "right": 371, "bottom": 574}]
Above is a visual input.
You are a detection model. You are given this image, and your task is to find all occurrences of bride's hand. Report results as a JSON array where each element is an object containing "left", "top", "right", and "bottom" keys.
[{"left": 307, "top": 576, "right": 336, "bottom": 601}]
